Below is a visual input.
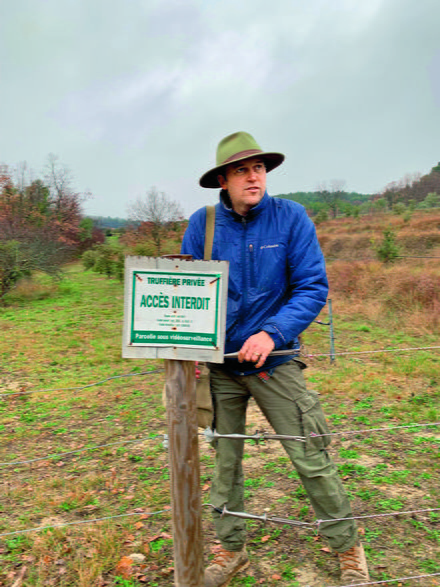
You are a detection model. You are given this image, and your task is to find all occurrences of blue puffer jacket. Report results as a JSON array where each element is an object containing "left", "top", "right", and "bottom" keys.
[{"left": 181, "top": 191, "right": 328, "bottom": 375}]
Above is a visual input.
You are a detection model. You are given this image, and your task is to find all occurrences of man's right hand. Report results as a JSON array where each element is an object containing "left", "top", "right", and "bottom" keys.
[{"left": 237, "top": 331, "right": 275, "bottom": 368}]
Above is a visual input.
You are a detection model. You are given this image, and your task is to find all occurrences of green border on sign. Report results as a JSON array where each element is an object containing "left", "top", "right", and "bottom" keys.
[{"left": 130, "top": 270, "right": 221, "bottom": 347}]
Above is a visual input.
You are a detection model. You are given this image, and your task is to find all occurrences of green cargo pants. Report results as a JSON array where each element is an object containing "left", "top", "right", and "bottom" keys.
[{"left": 209, "top": 359, "right": 358, "bottom": 553}]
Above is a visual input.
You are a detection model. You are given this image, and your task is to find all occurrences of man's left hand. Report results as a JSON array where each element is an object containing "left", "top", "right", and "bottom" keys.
[{"left": 238, "top": 331, "right": 275, "bottom": 368}]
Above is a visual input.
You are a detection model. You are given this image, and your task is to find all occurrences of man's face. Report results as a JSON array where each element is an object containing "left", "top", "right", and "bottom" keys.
[{"left": 218, "top": 157, "right": 267, "bottom": 216}]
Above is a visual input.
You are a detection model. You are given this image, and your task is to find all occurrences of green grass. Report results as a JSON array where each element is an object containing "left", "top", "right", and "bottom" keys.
[{"left": 0, "top": 263, "right": 439, "bottom": 586}]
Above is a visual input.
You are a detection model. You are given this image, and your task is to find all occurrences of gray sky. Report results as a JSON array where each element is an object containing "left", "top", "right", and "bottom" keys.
[{"left": 1, "top": 0, "right": 439, "bottom": 218}]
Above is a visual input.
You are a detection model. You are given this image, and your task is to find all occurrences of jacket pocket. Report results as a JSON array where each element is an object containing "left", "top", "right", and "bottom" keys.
[{"left": 295, "top": 390, "right": 331, "bottom": 455}]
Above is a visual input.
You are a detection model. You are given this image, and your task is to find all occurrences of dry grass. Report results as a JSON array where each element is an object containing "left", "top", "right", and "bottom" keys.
[
  {"left": 326, "top": 258, "right": 440, "bottom": 334},
  {"left": 318, "top": 210, "right": 440, "bottom": 259}
]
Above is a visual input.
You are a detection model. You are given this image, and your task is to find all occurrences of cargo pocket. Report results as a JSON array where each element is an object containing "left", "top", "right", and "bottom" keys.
[{"left": 295, "top": 390, "right": 331, "bottom": 456}]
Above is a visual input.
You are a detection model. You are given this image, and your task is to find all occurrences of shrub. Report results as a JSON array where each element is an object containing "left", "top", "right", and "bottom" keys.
[
  {"left": 0, "top": 236, "right": 67, "bottom": 301},
  {"left": 130, "top": 242, "right": 157, "bottom": 256},
  {"left": 81, "top": 244, "right": 124, "bottom": 280},
  {"left": 314, "top": 209, "right": 328, "bottom": 224},
  {"left": 82, "top": 249, "right": 98, "bottom": 270},
  {"left": 0, "top": 240, "right": 31, "bottom": 300},
  {"left": 402, "top": 210, "right": 412, "bottom": 223},
  {"left": 392, "top": 202, "right": 406, "bottom": 215},
  {"left": 375, "top": 229, "right": 400, "bottom": 263}
]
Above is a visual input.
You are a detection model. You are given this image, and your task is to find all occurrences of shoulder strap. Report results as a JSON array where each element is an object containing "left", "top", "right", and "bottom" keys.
[{"left": 204, "top": 205, "right": 215, "bottom": 261}]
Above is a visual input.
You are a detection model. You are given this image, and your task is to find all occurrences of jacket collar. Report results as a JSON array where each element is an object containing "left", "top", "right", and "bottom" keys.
[{"left": 219, "top": 190, "right": 270, "bottom": 221}]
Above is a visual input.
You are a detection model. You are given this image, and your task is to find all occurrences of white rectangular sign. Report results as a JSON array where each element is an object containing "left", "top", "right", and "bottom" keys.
[{"left": 123, "top": 257, "right": 229, "bottom": 362}]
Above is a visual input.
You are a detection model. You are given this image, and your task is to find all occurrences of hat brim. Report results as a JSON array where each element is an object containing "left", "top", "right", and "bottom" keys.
[{"left": 199, "top": 152, "right": 285, "bottom": 188}]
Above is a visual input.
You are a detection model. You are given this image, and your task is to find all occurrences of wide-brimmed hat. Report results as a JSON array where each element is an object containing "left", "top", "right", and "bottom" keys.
[{"left": 199, "top": 131, "right": 285, "bottom": 188}]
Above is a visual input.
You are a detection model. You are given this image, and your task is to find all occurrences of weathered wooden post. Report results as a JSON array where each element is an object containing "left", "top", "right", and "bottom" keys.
[
  {"left": 161, "top": 255, "right": 203, "bottom": 586},
  {"left": 123, "top": 255, "right": 228, "bottom": 587},
  {"left": 164, "top": 358, "right": 203, "bottom": 586}
]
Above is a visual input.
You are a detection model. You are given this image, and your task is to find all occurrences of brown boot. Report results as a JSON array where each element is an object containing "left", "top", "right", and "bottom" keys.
[
  {"left": 205, "top": 547, "right": 249, "bottom": 587},
  {"left": 338, "top": 542, "right": 370, "bottom": 583}
]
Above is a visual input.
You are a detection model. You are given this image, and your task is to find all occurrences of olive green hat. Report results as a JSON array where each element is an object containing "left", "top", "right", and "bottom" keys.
[{"left": 199, "top": 131, "right": 285, "bottom": 188}]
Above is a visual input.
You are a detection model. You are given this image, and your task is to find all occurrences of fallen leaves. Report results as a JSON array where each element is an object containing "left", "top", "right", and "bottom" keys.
[
  {"left": 147, "top": 532, "right": 172, "bottom": 542},
  {"left": 115, "top": 556, "right": 133, "bottom": 579}
]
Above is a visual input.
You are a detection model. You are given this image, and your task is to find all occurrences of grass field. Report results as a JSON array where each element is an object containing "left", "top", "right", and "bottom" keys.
[{"left": 0, "top": 260, "right": 439, "bottom": 587}]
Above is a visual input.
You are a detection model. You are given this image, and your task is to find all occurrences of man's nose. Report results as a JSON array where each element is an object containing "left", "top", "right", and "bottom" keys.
[{"left": 247, "top": 168, "right": 258, "bottom": 180}]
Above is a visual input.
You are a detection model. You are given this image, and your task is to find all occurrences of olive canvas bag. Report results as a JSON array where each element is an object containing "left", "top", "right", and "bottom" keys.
[
  {"left": 196, "top": 205, "right": 215, "bottom": 429},
  {"left": 162, "top": 206, "right": 215, "bottom": 429}
]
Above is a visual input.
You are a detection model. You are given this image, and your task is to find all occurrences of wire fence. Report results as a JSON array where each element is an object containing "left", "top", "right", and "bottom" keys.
[
  {"left": 206, "top": 503, "right": 440, "bottom": 530},
  {"left": 1, "top": 341, "right": 439, "bottom": 585},
  {"left": 2, "top": 419, "right": 438, "bottom": 468},
  {"left": 325, "top": 255, "right": 440, "bottom": 261},
  {"left": 1, "top": 338, "right": 439, "bottom": 400},
  {"left": 0, "top": 368, "right": 164, "bottom": 398},
  {"left": 203, "top": 421, "right": 440, "bottom": 443},
  {"left": 0, "top": 508, "right": 171, "bottom": 539},
  {"left": 305, "top": 345, "right": 440, "bottom": 359},
  {"left": 326, "top": 573, "right": 440, "bottom": 587},
  {"left": 0, "top": 434, "right": 166, "bottom": 467},
  {"left": 224, "top": 345, "right": 440, "bottom": 360},
  {"left": 1, "top": 503, "right": 439, "bottom": 587}
]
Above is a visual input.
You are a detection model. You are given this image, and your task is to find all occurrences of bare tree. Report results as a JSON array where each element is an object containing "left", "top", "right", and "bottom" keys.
[
  {"left": 44, "top": 153, "right": 89, "bottom": 214},
  {"left": 14, "top": 161, "right": 33, "bottom": 195},
  {"left": 317, "top": 179, "right": 346, "bottom": 219},
  {"left": 127, "top": 187, "right": 184, "bottom": 254}
]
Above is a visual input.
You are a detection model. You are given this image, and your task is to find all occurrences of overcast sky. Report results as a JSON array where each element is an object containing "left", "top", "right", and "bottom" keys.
[{"left": 1, "top": 0, "right": 439, "bottom": 218}]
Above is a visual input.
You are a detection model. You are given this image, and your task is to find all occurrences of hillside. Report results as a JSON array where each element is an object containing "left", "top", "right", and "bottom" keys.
[{"left": 316, "top": 210, "right": 440, "bottom": 260}]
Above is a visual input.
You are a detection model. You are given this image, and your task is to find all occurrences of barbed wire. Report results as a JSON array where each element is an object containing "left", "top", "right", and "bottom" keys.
[
  {"left": 311, "top": 421, "right": 440, "bottom": 439},
  {"left": 0, "top": 508, "right": 171, "bottom": 538},
  {"left": 2, "top": 346, "right": 439, "bottom": 400},
  {"left": 326, "top": 572, "right": 440, "bottom": 587},
  {"left": 317, "top": 506, "right": 440, "bottom": 526},
  {"left": 207, "top": 504, "right": 440, "bottom": 529},
  {"left": 0, "top": 434, "right": 166, "bottom": 467},
  {"left": 0, "top": 368, "right": 164, "bottom": 398},
  {"left": 325, "top": 255, "right": 440, "bottom": 261},
  {"left": 202, "top": 421, "right": 440, "bottom": 443},
  {"left": 3, "top": 502, "right": 439, "bottom": 542},
  {"left": 203, "top": 430, "right": 306, "bottom": 443},
  {"left": 3, "top": 344, "right": 439, "bottom": 400},
  {"left": 2, "top": 419, "right": 438, "bottom": 469},
  {"left": 224, "top": 345, "right": 440, "bottom": 360},
  {"left": 305, "top": 345, "right": 440, "bottom": 359},
  {"left": 325, "top": 257, "right": 376, "bottom": 261}
]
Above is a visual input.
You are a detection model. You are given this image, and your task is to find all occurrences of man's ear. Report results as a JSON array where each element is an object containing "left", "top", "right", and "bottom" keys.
[{"left": 218, "top": 175, "right": 227, "bottom": 190}]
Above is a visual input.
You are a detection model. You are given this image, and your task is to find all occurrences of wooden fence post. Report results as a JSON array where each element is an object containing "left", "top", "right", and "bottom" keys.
[{"left": 165, "top": 358, "right": 204, "bottom": 587}]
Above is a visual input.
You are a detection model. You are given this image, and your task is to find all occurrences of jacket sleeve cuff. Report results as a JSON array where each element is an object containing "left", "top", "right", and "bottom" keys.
[{"left": 262, "top": 326, "right": 285, "bottom": 350}]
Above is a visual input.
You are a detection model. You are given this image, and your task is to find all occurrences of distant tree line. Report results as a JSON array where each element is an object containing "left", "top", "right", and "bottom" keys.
[
  {"left": 278, "top": 186, "right": 372, "bottom": 220},
  {"left": 377, "top": 163, "right": 440, "bottom": 210},
  {"left": 278, "top": 162, "right": 440, "bottom": 222},
  {"left": 89, "top": 216, "right": 131, "bottom": 230}
]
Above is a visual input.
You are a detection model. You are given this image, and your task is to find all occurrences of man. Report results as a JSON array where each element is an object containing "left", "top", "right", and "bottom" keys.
[{"left": 181, "top": 132, "right": 369, "bottom": 586}]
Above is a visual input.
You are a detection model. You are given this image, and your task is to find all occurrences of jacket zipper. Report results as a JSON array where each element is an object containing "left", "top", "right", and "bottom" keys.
[
  {"left": 249, "top": 243, "right": 255, "bottom": 288},
  {"left": 241, "top": 217, "right": 247, "bottom": 325}
]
